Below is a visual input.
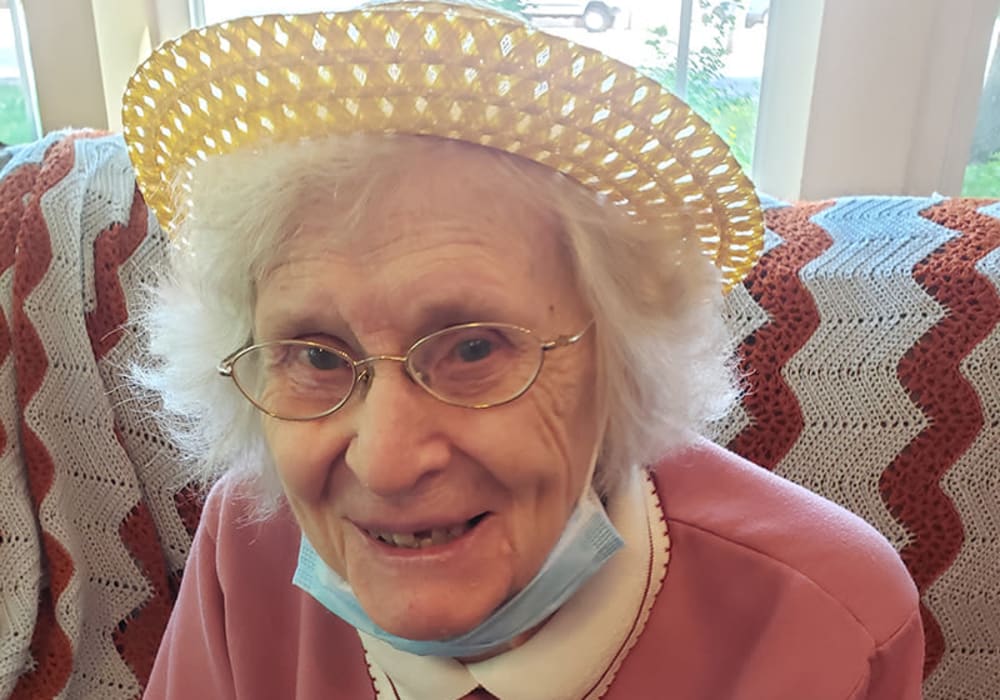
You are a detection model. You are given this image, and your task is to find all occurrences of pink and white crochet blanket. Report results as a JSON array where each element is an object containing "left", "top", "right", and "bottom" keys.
[{"left": 0, "top": 131, "right": 997, "bottom": 698}]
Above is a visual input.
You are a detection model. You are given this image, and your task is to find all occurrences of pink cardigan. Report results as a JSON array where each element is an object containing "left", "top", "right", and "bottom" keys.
[{"left": 144, "top": 441, "right": 924, "bottom": 699}]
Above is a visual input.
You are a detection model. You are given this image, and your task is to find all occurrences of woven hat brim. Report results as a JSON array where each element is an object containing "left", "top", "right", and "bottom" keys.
[{"left": 121, "top": 3, "right": 763, "bottom": 289}]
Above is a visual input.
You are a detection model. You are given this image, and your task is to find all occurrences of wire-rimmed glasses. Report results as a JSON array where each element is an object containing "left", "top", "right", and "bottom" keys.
[{"left": 218, "top": 321, "right": 593, "bottom": 421}]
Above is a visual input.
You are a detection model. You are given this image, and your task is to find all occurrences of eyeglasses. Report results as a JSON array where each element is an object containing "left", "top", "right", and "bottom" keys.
[{"left": 218, "top": 321, "right": 593, "bottom": 421}]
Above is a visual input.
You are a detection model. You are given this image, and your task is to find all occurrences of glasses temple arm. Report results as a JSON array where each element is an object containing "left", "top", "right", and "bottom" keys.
[{"left": 541, "top": 320, "right": 595, "bottom": 351}]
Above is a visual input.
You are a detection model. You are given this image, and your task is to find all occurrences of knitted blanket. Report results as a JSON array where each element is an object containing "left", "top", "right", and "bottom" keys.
[
  {"left": 0, "top": 132, "right": 195, "bottom": 700},
  {"left": 708, "top": 195, "right": 1000, "bottom": 699},
  {"left": 0, "top": 131, "right": 997, "bottom": 699}
]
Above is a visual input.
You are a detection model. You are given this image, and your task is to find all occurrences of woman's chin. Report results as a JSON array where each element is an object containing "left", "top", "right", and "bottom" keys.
[
  {"left": 358, "top": 587, "right": 493, "bottom": 641},
  {"left": 343, "top": 555, "right": 511, "bottom": 642}
]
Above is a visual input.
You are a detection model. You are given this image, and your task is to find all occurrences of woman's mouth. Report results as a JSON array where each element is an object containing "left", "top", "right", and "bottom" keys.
[{"left": 364, "top": 513, "right": 489, "bottom": 550}]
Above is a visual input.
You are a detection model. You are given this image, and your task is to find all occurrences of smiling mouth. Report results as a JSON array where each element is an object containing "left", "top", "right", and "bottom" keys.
[{"left": 365, "top": 513, "right": 489, "bottom": 549}]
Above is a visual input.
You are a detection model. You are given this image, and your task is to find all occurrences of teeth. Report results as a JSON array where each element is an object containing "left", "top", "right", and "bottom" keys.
[
  {"left": 370, "top": 521, "right": 475, "bottom": 549},
  {"left": 391, "top": 533, "right": 417, "bottom": 548}
]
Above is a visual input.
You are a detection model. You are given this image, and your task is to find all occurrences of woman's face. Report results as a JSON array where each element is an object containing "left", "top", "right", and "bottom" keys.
[{"left": 253, "top": 145, "right": 600, "bottom": 642}]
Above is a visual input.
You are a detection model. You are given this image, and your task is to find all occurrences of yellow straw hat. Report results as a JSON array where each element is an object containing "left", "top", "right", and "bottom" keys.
[{"left": 121, "top": 0, "right": 763, "bottom": 288}]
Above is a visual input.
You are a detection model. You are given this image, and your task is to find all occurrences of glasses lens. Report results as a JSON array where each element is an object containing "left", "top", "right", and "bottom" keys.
[
  {"left": 408, "top": 324, "right": 543, "bottom": 407},
  {"left": 231, "top": 341, "right": 355, "bottom": 419}
]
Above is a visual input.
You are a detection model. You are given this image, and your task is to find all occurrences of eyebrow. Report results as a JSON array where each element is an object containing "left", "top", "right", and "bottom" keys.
[
  {"left": 255, "top": 295, "right": 521, "bottom": 349},
  {"left": 409, "top": 298, "right": 518, "bottom": 333}
]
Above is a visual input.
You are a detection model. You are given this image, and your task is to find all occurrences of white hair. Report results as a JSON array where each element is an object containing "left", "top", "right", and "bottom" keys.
[{"left": 133, "top": 133, "right": 738, "bottom": 512}]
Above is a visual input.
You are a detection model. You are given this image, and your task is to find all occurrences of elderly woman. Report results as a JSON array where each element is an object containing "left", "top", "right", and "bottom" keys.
[{"left": 125, "top": 2, "right": 924, "bottom": 698}]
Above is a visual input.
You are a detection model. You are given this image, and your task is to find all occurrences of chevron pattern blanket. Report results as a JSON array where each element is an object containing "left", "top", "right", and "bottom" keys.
[
  {"left": 0, "top": 131, "right": 997, "bottom": 698},
  {"left": 708, "top": 195, "right": 1000, "bottom": 699}
]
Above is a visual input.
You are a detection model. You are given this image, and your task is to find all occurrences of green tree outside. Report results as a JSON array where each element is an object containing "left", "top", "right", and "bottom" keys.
[
  {"left": 640, "top": 0, "right": 757, "bottom": 171},
  {"left": 0, "top": 81, "right": 34, "bottom": 144},
  {"left": 1, "top": 0, "right": 35, "bottom": 145},
  {"left": 484, "top": 0, "right": 758, "bottom": 170}
]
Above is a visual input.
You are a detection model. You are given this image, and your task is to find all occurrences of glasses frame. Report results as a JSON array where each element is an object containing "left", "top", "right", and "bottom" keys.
[{"left": 217, "top": 320, "right": 593, "bottom": 421}]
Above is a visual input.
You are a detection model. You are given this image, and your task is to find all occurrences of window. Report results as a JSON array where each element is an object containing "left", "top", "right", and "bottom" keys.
[
  {"left": 516, "top": 1, "right": 767, "bottom": 171},
  {"left": 11, "top": 0, "right": 989, "bottom": 199},
  {"left": 198, "top": 0, "right": 361, "bottom": 26},
  {"left": 194, "top": 0, "right": 768, "bottom": 171},
  {"left": 963, "top": 13, "right": 1000, "bottom": 197},
  {"left": 0, "top": 0, "right": 38, "bottom": 144}
]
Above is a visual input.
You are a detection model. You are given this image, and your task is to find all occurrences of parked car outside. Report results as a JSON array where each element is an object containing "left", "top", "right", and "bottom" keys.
[
  {"left": 745, "top": 0, "right": 770, "bottom": 28},
  {"left": 521, "top": 2, "right": 622, "bottom": 32}
]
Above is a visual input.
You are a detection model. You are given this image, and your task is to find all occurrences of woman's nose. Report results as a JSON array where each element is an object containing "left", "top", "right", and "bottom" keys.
[{"left": 344, "top": 361, "right": 452, "bottom": 496}]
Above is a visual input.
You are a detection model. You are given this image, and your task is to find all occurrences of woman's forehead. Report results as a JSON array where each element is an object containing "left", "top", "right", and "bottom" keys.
[
  {"left": 260, "top": 214, "right": 567, "bottom": 320},
  {"left": 253, "top": 149, "right": 583, "bottom": 337},
  {"left": 253, "top": 240, "right": 580, "bottom": 348},
  {"left": 255, "top": 250, "right": 525, "bottom": 342},
  {"left": 270, "top": 143, "right": 564, "bottom": 269}
]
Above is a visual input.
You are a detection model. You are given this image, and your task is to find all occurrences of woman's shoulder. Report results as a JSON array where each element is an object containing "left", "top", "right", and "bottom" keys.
[
  {"left": 650, "top": 439, "right": 919, "bottom": 645},
  {"left": 195, "top": 471, "right": 300, "bottom": 570}
]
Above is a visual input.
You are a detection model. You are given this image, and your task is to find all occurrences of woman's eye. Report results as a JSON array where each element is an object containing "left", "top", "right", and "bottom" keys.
[
  {"left": 456, "top": 337, "right": 493, "bottom": 363},
  {"left": 306, "top": 346, "right": 347, "bottom": 370}
]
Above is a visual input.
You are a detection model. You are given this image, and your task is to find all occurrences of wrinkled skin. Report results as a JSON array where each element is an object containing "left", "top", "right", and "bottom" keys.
[{"left": 254, "top": 144, "right": 600, "bottom": 645}]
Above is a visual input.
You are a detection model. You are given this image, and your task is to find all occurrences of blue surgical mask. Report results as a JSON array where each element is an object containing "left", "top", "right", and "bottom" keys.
[{"left": 292, "top": 487, "right": 623, "bottom": 658}]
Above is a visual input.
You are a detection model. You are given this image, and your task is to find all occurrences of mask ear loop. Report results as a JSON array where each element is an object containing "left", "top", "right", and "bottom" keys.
[
  {"left": 577, "top": 324, "right": 611, "bottom": 510},
  {"left": 577, "top": 433, "right": 608, "bottom": 513}
]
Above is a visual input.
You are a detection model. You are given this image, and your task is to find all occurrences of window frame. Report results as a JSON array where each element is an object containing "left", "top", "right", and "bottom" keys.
[
  {"left": 4, "top": 0, "right": 42, "bottom": 141},
  {"left": 754, "top": 0, "right": 1000, "bottom": 200}
]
